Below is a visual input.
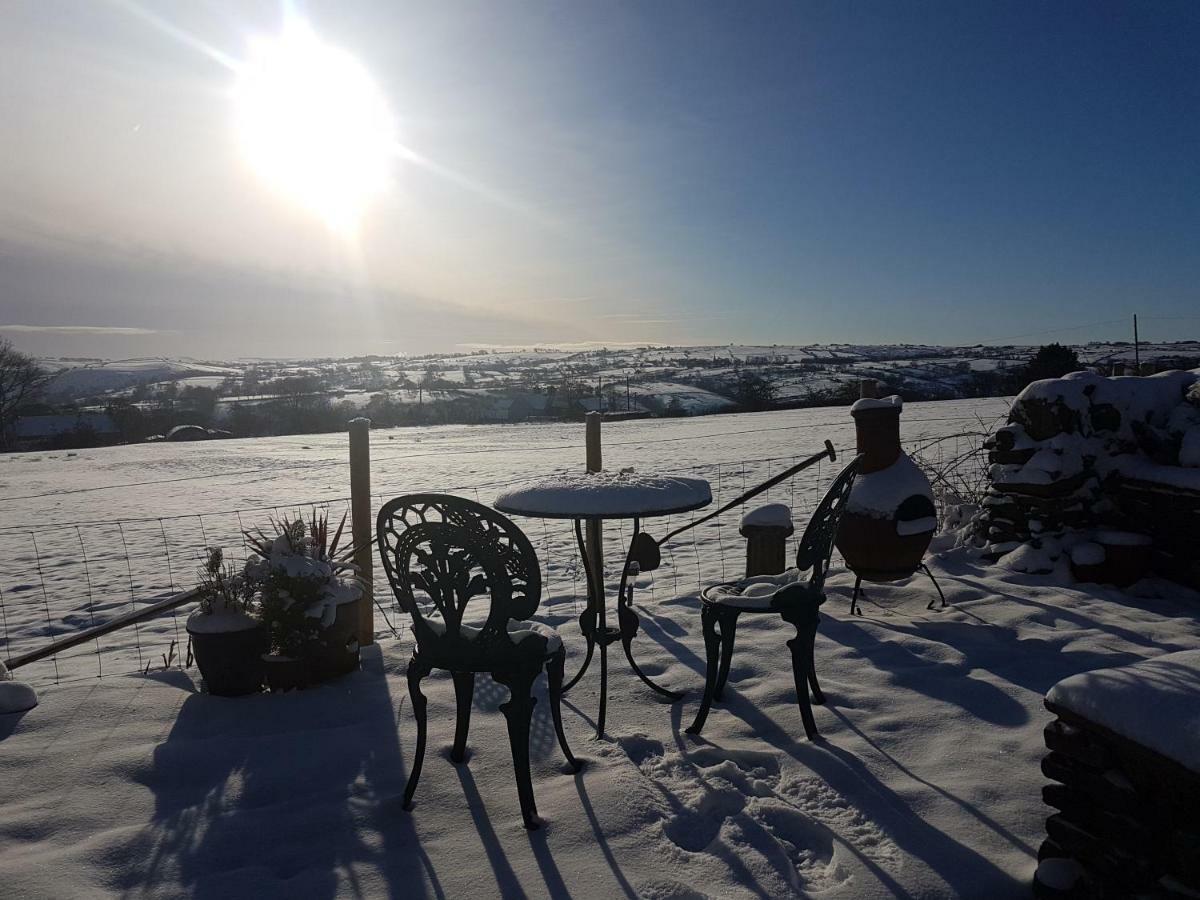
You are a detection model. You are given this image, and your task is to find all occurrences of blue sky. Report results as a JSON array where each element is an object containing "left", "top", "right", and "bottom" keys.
[{"left": 1, "top": 1, "right": 1197, "bottom": 357}]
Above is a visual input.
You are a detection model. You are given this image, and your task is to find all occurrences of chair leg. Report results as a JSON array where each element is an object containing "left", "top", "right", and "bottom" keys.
[
  {"left": 714, "top": 609, "right": 740, "bottom": 701},
  {"left": 787, "top": 623, "right": 821, "bottom": 740},
  {"left": 497, "top": 667, "right": 540, "bottom": 829},
  {"left": 450, "top": 671, "right": 474, "bottom": 764},
  {"left": 850, "top": 576, "right": 863, "bottom": 616},
  {"left": 403, "top": 656, "right": 431, "bottom": 810},
  {"left": 807, "top": 653, "right": 826, "bottom": 706},
  {"left": 547, "top": 650, "right": 581, "bottom": 772},
  {"left": 686, "top": 605, "right": 722, "bottom": 735}
]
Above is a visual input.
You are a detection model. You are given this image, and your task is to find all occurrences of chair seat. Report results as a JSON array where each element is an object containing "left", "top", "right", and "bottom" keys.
[
  {"left": 701, "top": 569, "right": 820, "bottom": 611},
  {"left": 423, "top": 614, "right": 563, "bottom": 653}
]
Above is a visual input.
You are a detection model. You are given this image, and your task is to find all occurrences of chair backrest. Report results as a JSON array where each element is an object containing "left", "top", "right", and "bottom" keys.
[
  {"left": 794, "top": 455, "right": 863, "bottom": 593},
  {"left": 376, "top": 494, "right": 541, "bottom": 652}
]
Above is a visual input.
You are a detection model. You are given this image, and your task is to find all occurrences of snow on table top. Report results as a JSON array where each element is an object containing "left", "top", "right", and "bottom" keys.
[
  {"left": 494, "top": 470, "right": 711, "bottom": 519},
  {"left": 1046, "top": 649, "right": 1200, "bottom": 773}
]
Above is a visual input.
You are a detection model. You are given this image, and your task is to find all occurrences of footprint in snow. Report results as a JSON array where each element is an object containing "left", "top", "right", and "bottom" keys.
[{"left": 616, "top": 734, "right": 899, "bottom": 895}]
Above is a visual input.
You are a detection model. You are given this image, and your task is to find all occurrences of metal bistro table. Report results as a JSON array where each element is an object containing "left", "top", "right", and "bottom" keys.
[{"left": 495, "top": 471, "right": 712, "bottom": 738}]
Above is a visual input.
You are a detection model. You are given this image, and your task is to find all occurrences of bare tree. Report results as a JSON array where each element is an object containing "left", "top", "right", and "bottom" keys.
[{"left": 0, "top": 339, "right": 50, "bottom": 448}]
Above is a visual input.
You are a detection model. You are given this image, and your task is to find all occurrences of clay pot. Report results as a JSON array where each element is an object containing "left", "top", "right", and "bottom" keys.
[
  {"left": 309, "top": 592, "right": 363, "bottom": 682},
  {"left": 187, "top": 622, "right": 267, "bottom": 697},
  {"left": 836, "top": 397, "right": 937, "bottom": 582}
]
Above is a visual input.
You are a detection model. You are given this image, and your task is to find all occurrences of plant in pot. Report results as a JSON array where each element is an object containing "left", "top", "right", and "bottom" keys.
[
  {"left": 245, "top": 512, "right": 363, "bottom": 692},
  {"left": 187, "top": 547, "right": 267, "bottom": 696}
]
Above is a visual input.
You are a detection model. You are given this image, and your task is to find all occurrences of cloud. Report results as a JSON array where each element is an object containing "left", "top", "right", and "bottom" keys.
[{"left": 0, "top": 324, "right": 167, "bottom": 336}]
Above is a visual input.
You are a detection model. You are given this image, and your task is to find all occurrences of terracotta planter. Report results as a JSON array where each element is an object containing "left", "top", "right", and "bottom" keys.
[
  {"left": 187, "top": 623, "right": 266, "bottom": 697},
  {"left": 836, "top": 397, "right": 937, "bottom": 582}
]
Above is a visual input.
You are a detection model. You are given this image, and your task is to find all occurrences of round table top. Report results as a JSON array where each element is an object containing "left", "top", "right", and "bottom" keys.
[{"left": 494, "top": 470, "right": 712, "bottom": 520}]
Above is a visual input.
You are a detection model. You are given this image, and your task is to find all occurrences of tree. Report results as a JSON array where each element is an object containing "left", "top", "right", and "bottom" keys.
[
  {"left": 105, "top": 398, "right": 146, "bottom": 444},
  {"left": 1018, "top": 343, "right": 1082, "bottom": 389},
  {"left": 0, "top": 339, "right": 50, "bottom": 449},
  {"left": 181, "top": 386, "right": 219, "bottom": 419},
  {"left": 733, "top": 371, "right": 778, "bottom": 411}
]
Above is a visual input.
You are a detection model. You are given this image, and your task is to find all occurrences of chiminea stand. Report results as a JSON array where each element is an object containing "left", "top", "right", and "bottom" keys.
[{"left": 848, "top": 565, "right": 947, "bottom": 616}]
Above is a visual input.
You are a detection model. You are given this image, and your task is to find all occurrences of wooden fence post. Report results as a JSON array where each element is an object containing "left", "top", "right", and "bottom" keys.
[
  {"left": 860, "top": 378, "right": 878, "bottom": 399},
  {"left": 585, "top": 411, "right": 603, "bottom": 580},
  {"left": 349, "top": 417, "right": 374, "bottom": 646}
]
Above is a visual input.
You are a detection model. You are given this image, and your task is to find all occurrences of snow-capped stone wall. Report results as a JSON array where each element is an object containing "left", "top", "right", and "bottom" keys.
[
  {"left": 970, "top": 370, "right": 1200, "bottom": 587},
  {"left": 1037, "top": 651, "right": 1200, "bottom": 897}
]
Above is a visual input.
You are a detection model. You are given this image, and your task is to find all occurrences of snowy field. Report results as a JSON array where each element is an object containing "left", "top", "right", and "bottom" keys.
[
  {"left": 3, "top": 397, "right": 1199, "bottom": 898},
  {"left": 0, "top": 399, "right": 1005, "bottom": 684}
]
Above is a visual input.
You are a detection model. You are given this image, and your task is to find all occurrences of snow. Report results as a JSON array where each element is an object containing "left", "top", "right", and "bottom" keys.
[
  {"left": 422, "top": 614, "right": 563, "bottom": 652},
  {"left": 0, "top": 681, "right": 38, "bottom": 714},
  {"left": 896, "top": 516, "right": 937, "bottom": 536},
  {"left": 1046, "top": 649, "right": 1200, "bottom": 774},
  {"left": 705, "top": 568, "right": 803, "bottom": 609},
  {"left": 0, "top": 659, "right": 37, "bottom": 714},
  {"left": 185, "top": 607, "right": 259, "bottom": 635},
  {"left": 1114, "top": 456, "right": 1200, "bottom": 492},
  {"left": 10, "top": 397, "right": 1199, "bottom": 896},
  {"left": 495, "top": 471, "right": 712, "bottom": 519},
  {"left": 846, "top": 454, "right": 935, "bottom": 518},
  {"left": 1036, "top": 857, "right": 1084, "bottom": 891},
  {"left": 741, "top": 503, "right": 793, "bottom": 529},
  {"left": 1069, "top": 542, "right": 1106, "bottom": 566},
  {"left": 850, "top": 395, "right": 903, "bottom": 413},
  {"left": 3, "top": 547, "right": 1199, "bottom": 897}
]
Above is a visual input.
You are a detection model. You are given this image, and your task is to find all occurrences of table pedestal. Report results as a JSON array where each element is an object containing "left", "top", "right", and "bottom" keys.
[{"left": 564, "top": 518, "right": 682, "bottom": 738}]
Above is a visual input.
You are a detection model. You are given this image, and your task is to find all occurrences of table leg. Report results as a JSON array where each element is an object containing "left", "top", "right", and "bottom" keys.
[
  {"left": 618, "top": 521, "right": 683, "bottom": 701},
  {"left": 564, "top": 519, "right": 598, "bottom": 693}
]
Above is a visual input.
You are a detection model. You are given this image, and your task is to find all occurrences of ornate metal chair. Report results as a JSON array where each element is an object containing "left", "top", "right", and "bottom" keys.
[
  {"left": 376, "top": 494, "right": 579, "bottom": 830},
  {"left": 688, "top": 457, "right": 862, "bottom": 740}
]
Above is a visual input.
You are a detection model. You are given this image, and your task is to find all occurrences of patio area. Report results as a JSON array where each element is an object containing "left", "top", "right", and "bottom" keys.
[{"left": 3, "top": 546, "right": 1198, "bottom": 899}]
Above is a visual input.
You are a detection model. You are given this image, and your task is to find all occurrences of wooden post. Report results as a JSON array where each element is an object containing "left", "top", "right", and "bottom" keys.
[
  {"left": 1133, "top": 313, "right": 1140, "bottom": 373},
  {"left": 585, "top": 411, "right": 603, "bottom": 579},
  {"left": 349, "top": 417, "right": 374, "bottom": 646},
  {"left": 740, "top": 520, "right": 795, "bottom": 578},
  {"left": 860, "top": 378, "right": 878, "bottom": 399}
]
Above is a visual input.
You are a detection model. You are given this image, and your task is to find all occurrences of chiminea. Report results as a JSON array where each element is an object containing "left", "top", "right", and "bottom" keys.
[{"left": 835, "top": 395, "right": 942, "bottom": 612}]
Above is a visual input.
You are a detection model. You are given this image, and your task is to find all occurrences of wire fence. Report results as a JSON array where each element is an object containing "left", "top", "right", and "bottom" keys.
[{"left": 1, "top": 410, "right": 1001, "bottom": 688}]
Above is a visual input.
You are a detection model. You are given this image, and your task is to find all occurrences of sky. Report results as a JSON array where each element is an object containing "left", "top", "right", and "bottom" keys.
[{"left": 1, "top": 0, "right": 1198, "bottom": 359}]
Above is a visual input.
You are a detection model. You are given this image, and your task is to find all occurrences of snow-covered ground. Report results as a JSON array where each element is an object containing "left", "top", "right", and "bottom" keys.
[{"left": 3, "top": 397, "right": 1198, "bottom": 898}]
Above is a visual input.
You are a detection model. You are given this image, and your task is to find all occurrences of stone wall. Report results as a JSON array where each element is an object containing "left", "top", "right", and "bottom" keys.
[{"left": 969, "top": 370, "right": 1200, "bottom": 588}]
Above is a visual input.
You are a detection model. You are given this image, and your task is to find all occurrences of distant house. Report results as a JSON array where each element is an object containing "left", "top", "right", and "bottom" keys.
[{"left": 11, "top": 413, "right": 120, "bottom": 451}]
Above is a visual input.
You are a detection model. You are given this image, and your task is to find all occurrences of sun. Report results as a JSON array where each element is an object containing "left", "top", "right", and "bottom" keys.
[{"left": 233, "top": 23, "right": 396, "bottom": 232}]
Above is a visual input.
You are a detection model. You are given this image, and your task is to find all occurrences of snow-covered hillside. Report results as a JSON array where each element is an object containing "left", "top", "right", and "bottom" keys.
[{"left": 40, "top": 342, "right": 1200, "bottom": 415}]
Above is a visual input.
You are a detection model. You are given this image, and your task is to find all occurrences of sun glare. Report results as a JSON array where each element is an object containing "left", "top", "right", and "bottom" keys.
[{"left": 233, "top": 23, "right": 396, "bottom": 233}]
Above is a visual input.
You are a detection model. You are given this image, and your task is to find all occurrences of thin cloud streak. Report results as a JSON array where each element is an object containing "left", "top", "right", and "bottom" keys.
[{"left": 0, "top": 324, "right": 166, "bottom": 335}]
